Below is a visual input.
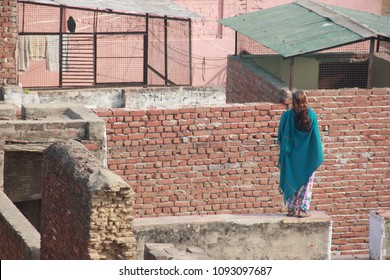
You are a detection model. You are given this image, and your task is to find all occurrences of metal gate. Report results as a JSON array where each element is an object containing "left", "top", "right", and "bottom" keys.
[
  {"left": 17, "top": 1, "right": 191, "bottom": 89},
  {"left": 61, "top": 34, "right": 95, "bottom": 87}
]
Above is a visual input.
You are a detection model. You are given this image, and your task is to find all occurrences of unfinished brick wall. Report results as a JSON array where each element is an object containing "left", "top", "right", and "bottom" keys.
[
  {"left": 0, "top": 191, "right": 40, "bottom": 260},
  {"left": 96, "top": 88, "right": 390, "bottom": 255},
  {"left": 41, "top": 140, "right": 135, "bottom": 260},
  {"left": 308, "top": 88, "right": 390, "bottom": 254},
  {"left": 94, "top": 104, "right": 285, "bottom": 218},
  {"left": 4, "top": 151, "right": 42, "bottom": 202},
  {"left": 226, "top": 56, "right": 288, "bottom": 103},
  {"left": 0, "top": 0, "right": 18, "bottom": 86}
]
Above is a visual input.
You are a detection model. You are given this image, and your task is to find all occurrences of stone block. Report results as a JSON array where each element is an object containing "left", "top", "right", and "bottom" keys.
[
  {"left": 134, "top": 212, "right": 332, "bottom": 260},
  {"left": 144, "top": 243, "right": 210, "bottom": 260},
  {"left": 0, "top": 103, "right": 16, "bottom": 120},
  {"left": 144, "top": 243, "right": 176, "bottom": 260}
]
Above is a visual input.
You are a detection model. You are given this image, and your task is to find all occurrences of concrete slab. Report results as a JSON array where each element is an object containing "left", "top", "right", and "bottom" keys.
[
  {"left": 370, "top": 210, "right": 390, "bottom": 260},
  {"left": 134, "top": 212, "right": 332, "bottom": 260}
]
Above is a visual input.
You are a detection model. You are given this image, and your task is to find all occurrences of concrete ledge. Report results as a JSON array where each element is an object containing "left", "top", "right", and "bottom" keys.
[
  {"left": 125, "top": 86, "right": 226, "bottom": 109},
  {"left": 0, "top": 104, "right": 106, "bottom": 163},
  {"left": 369, "top": 210, "right": 390, "bottom": 260},
  {"left": 1, "top": 86, "right": 124, "bottom": 109},
  {"left": 134, "top": 212, "right": 332, "bottom": 260}
]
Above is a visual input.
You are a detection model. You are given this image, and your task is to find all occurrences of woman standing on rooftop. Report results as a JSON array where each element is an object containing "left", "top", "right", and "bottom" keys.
[{"left": 277, "top": 90, "right": 324, "bottom": 218}]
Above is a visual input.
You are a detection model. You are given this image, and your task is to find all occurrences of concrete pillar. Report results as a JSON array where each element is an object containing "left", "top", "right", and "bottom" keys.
[{"left": 370, "top": 210, "right": 390, "bottom": 260}]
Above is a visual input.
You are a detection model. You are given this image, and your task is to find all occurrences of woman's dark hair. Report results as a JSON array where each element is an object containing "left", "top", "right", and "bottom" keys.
[{"left": 292, "top": 90, "right": 311, "bottom": 132}]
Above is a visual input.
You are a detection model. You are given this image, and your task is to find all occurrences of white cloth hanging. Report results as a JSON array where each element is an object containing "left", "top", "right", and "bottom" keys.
[
  {"left": 46, "top": 35, "right": 60, "bottom": 71},
  {"left": 18, "top": 35, "right": 31, "bottom": 72}
]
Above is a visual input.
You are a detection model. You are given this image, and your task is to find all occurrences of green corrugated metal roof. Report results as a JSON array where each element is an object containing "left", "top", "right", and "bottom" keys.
[{"left": 219, "top": 0, "right": 390, "bottom": 57}]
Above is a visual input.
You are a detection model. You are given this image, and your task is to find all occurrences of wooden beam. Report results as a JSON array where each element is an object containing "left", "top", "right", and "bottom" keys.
[
  {"left": 289, "top": 57, "right": 295, "bottom": 91},
  {"left": 367, "top": 38, "right": 375, "bottom": 89}
]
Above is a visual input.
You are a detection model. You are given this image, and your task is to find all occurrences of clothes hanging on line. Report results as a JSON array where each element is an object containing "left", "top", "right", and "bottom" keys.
[
  {"left": 18, "top": 35, "right": 31, "bottom": 72},
  {"left": 18, "top": 35, "right": 47, "bottom": 72},
  {"left": 45, "top": 35, "right": 60, "bottom": 71},
  {"left": 30, "top": 35, "right": 46, "bottom": 59}
]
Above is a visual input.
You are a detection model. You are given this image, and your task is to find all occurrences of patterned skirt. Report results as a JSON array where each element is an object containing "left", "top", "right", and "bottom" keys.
[{"left": 286, "top": 173, "right": 314, "bottom": 212}]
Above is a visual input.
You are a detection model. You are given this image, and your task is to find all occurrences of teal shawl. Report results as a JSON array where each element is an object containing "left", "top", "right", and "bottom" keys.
[{"left": 278, "top": 107, "right": 324, "bottom": 202}]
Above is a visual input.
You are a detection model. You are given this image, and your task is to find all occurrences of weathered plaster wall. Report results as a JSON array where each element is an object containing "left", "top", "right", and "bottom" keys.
[
  {"left": 1, "top": 85, "right": 226, "bottom": 109},
  {"left": 1, "top": 86, "right": 125, "bottom": 109},
  {"left": 134, "top": 212, "right": 332, "bottom": 260},
  {"left": 125, "top": 86, "right": 226, "bottom": 109},
  {"left": 41, "top": 140, "right": 136, "bottom": 260},
  {"left": 0, "top": 191, "right": 40, "bottom": 260},
  {"left": 261, "top": 0, "right": 382, "bottom": 13}
]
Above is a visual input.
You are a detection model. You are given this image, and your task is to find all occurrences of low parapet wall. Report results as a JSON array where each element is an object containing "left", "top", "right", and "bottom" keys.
[
  {"left": 125, "top": 86, "right": 226, "bottom": 109},
  {"left": 134, "top": 211, "right": 332, "bottom": 260},
  {"left": 0, "top": 192, "right": 40, "bottom": 260},
  {"left": 1, "top": 85, "right": 226, "bottom": 109}
]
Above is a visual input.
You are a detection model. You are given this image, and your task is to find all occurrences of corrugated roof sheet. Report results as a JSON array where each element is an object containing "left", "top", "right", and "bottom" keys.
[
  {"left": 219, "top": 0, "right": 390, "bottom": 57},
  {"left": 24, "top": 0, "right": 201, "bottom": 19},
  {"left": 328, "top": 5, "right": 390, "bottom": 37}
]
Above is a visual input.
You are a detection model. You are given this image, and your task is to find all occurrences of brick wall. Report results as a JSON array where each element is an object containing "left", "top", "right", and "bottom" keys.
[
  {"left": 96, "top": 88, "right": 390, "bottom": 255},
  {"left": 0, "top": 0, "right": 18, "bottom": 86},
  {"left": 41, "top": 140, "right": 135, "bottom": 260},
  {"left": 308, "top": 88, "right": 390, "bottom": 254},
  {"left": 95, "top": 104, "right": 285, "bottom": 217},
  {"left": 4, "top": 151, "right": 42, "bottom": 202},
  {"left": 0, "top": 191, "right": 40, "bottom": 260},
  {"left": 0, "top": 104, "right": 106, "bottom": 204},
  {"left": 226, "top": 56, "right": 289, "bottom": 103}
]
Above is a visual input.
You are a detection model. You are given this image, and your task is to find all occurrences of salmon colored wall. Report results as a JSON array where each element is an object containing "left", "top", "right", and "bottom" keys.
[
  {"left": 173, "top": 0, "right": 384, "bottom": 86},
  {"left": 263, "top": 0, "right": 382, "bottom": 13}
]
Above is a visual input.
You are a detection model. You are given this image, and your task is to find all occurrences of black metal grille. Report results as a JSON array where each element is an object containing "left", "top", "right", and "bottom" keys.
[{"left": 17, "top": 1, "right": 192, "bottom": 89}]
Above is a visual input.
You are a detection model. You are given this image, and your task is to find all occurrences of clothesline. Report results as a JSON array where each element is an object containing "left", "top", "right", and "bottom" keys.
[{"left": 18, "top": 35, "right": 70, "bottom": 72}]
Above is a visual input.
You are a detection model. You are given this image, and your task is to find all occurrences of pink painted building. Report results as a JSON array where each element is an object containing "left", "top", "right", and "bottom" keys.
[
  {"left": 175, "top": 0, "right": 387, "bottom": 86},
  {"left": 1, "top": 0, "right": 389, "bottom": 88}
]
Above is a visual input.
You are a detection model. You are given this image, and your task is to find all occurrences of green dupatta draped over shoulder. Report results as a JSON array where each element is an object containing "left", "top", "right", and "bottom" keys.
[{"left": 278, "top": 107, "right": 324, "bottom": 202}]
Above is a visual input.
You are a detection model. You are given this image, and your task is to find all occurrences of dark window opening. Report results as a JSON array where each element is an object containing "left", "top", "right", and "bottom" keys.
[
  {"left": 4, "top": 151, "right": 43, "bottom": 232},
  {"left": 318, "top": 61, "right": 368, "bottom": 89}
]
